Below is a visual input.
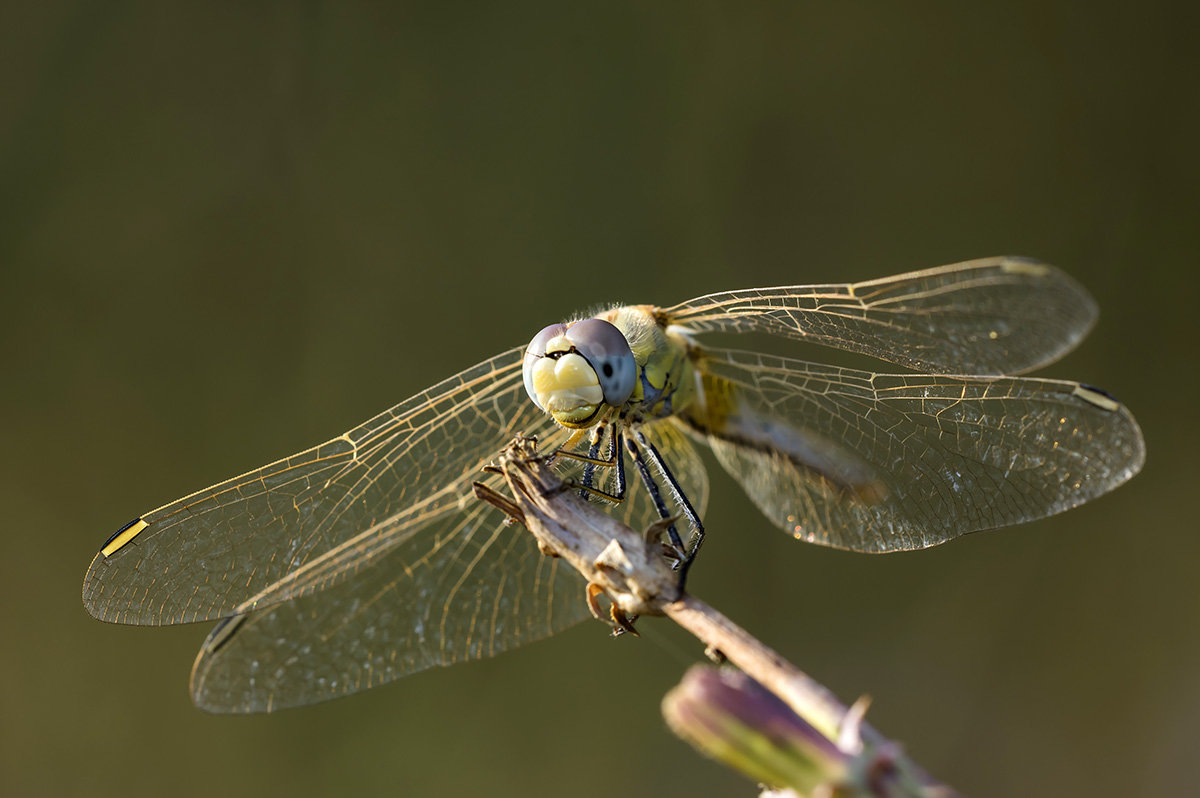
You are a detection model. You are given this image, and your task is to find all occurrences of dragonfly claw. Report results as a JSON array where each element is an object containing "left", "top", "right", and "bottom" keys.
[
  {"left": 643, "top": 514, "right": 682, "bottom": 544},
  {"left": 642, "top": 515, "right": 689, "bottom": 567},
  {"left": 586, "top": 582, "right": 640, "bottom": 637}
]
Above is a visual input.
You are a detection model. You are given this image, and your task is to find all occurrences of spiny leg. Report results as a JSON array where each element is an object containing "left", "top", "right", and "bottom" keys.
[
  {"left": 624, "top": 434, "right": 689, "bottom": 564},
  {"left": 559, "top": 423, "right": 702, "bottom": 584},
  {"left": 633, "top": 428, "right": 706, "bottom": 583},
  {"left": 607, "top": 427, "right": 626, "bottom": 500},
  {"left": 580, "top": 426, "right": 603, "bottom": 498},
  {"left": 558, "top": 426, "right": 628, "bottom": 504},
  {"left": 553, "top": 422, "right": 622, "bottom": 469},
  {"left": 579, "top": 423, "right": 620, "bottom": 499}
]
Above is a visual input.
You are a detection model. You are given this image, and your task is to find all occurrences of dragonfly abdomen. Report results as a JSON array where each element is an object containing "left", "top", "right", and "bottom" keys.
[{"left": 682, "top": 369, "right": 888, "bottom": 503}]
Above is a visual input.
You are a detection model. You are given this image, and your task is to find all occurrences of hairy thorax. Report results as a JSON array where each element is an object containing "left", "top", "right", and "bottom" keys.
[{"left": 595, "top": 305, "right": 697, "bottom": 425}]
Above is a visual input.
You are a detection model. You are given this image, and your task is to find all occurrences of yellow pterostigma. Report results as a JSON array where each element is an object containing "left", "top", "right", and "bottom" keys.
[{"left": 83, "top": 256, "right": 1145, "bottom": 713}]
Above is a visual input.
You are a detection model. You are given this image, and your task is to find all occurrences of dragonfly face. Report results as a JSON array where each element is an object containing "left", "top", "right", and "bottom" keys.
[
  {"left": 82, "top": 257, "right": 1146, "bottom": 713},
  {"left": 522, "top": 318, "right": 639, "bottom": 427},
  {"left": 522, "top": 309, "right": 698, "bottom": 430}
]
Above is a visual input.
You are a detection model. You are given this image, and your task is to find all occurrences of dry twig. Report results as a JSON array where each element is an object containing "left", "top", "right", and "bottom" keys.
[{"left": 474, "top": 435, "right": 957, "bottom": 797}]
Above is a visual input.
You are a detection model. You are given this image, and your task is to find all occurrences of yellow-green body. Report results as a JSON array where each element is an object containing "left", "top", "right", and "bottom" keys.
[
  {"left": 79, "top": 257, "right": 1146, "bottom": 714},
  {"left": 595, "top": 305, "right": 697, "bottom": 426},
  {"left": 597, "top": 304, "right": 884, "bottom": 506}
]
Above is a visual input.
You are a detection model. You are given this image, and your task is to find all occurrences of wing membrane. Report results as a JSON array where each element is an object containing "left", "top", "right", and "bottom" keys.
[
  {"left": 664, "top": 257, "right": 1097, "bottom": 375},
  {"left": 190, "top": 489, "right": 590, "bottom": 712},
  {"left": 85, "top": 258, "right": 1139, "bottom": 711},
  {"left": 185, "top": 405, "right": 712, "bottom": 712},
  {"left": 83, "top": 347, "right": 558, "bottom": 625},
  {"left": 681, "top": 348, "right": 1144, "bottom": 552}
]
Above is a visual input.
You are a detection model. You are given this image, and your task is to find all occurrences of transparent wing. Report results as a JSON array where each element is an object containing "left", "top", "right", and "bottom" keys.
[
  {"left": 681, "top": 348, "right": 1145, "bottom": 552},
  {"left": 83, "top": 346, "right": 559, "bottom": 625},
  {"left": 663, "top": 257, "right": 1097, "bottom": 375},
  {"left": 190, "top": 488, "right": 590, "bottom": 713},
  {"left": 185, "top": 399, "right": 711, "bottom": 713}
]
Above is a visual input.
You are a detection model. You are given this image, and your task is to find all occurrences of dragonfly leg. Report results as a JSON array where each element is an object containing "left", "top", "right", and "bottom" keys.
[
  {"left": 624, "top": 435, "right": 689, "bottom": 565},
  {"left": 580, "top": 426, "right": 603, "bottom": 498},
  {"left": 586, "top": 582, "right": 639, "bottom": 637},
  {"left": 609, "top": 427, "right": 626, "bottom": 498},
  {"left": 631, "top": 428, "right": 706, "bottom": 585},
  {"left": 578, "top": 423, "right": 619, "bottom": 498},
  {"left": 559, "top": 426, "right": 628, "bottom": 504},
  {"left": 552, "top": 423, "right": 622, "bottom": 469}
]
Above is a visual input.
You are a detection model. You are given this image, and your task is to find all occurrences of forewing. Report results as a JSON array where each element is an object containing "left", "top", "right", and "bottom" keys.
[
  {"left": 83, "top": 347, "right": 556, "bottom": 625},
  {"left": 190, "top": 490, "right": 590, "bottom": 712},
  {"left": 663, "top": 257, "right": 1097, "bottom": 375},
  {"left": 682, "top": 348, "right": 1144, "bottom": 552},
  {"left": 186, "top": 398, "right": 710, "bottom": 712}
]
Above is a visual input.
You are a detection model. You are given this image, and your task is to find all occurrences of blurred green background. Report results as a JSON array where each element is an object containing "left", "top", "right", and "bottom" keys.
[{"left": 2, "top": 2, "right": 1196, "bottom": 796}]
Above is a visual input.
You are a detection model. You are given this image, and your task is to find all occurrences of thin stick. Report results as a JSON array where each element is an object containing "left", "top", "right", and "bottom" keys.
[
  {"left": 476, "top": 435, "right": 953, "bottom": 795},
  {"left": 663, "top": 594, "right": 859, "bottom": 745}
]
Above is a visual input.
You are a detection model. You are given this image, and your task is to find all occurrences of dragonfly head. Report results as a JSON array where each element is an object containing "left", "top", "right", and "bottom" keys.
[{"left": 523, "top": 318, "right": 637, "bottom": 428}]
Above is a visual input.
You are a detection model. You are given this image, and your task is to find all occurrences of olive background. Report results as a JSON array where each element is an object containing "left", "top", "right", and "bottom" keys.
[{"left": 2, "top": 3, "right": 1197, "bottom": 796}]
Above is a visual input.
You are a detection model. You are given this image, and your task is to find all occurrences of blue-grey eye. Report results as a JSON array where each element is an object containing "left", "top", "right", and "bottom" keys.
[{"left": 566, "top": 318, "right": 637, "bottom": 406}]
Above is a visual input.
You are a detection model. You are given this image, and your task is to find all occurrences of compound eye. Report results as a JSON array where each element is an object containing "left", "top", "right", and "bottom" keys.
[
  {"left": 525, "top": 323, "right": 568, "bottom": 358},
  {"left": 523, "top": 323, "right": 569, "bottom": 410},
  {"left": 566, "top": 318, "right": 637, "bottom": 406}
]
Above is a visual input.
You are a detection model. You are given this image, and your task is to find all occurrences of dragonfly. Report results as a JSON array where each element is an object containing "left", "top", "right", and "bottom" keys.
[{"left": 82, "top": 256, "right": 1145, "bottom": 713}]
